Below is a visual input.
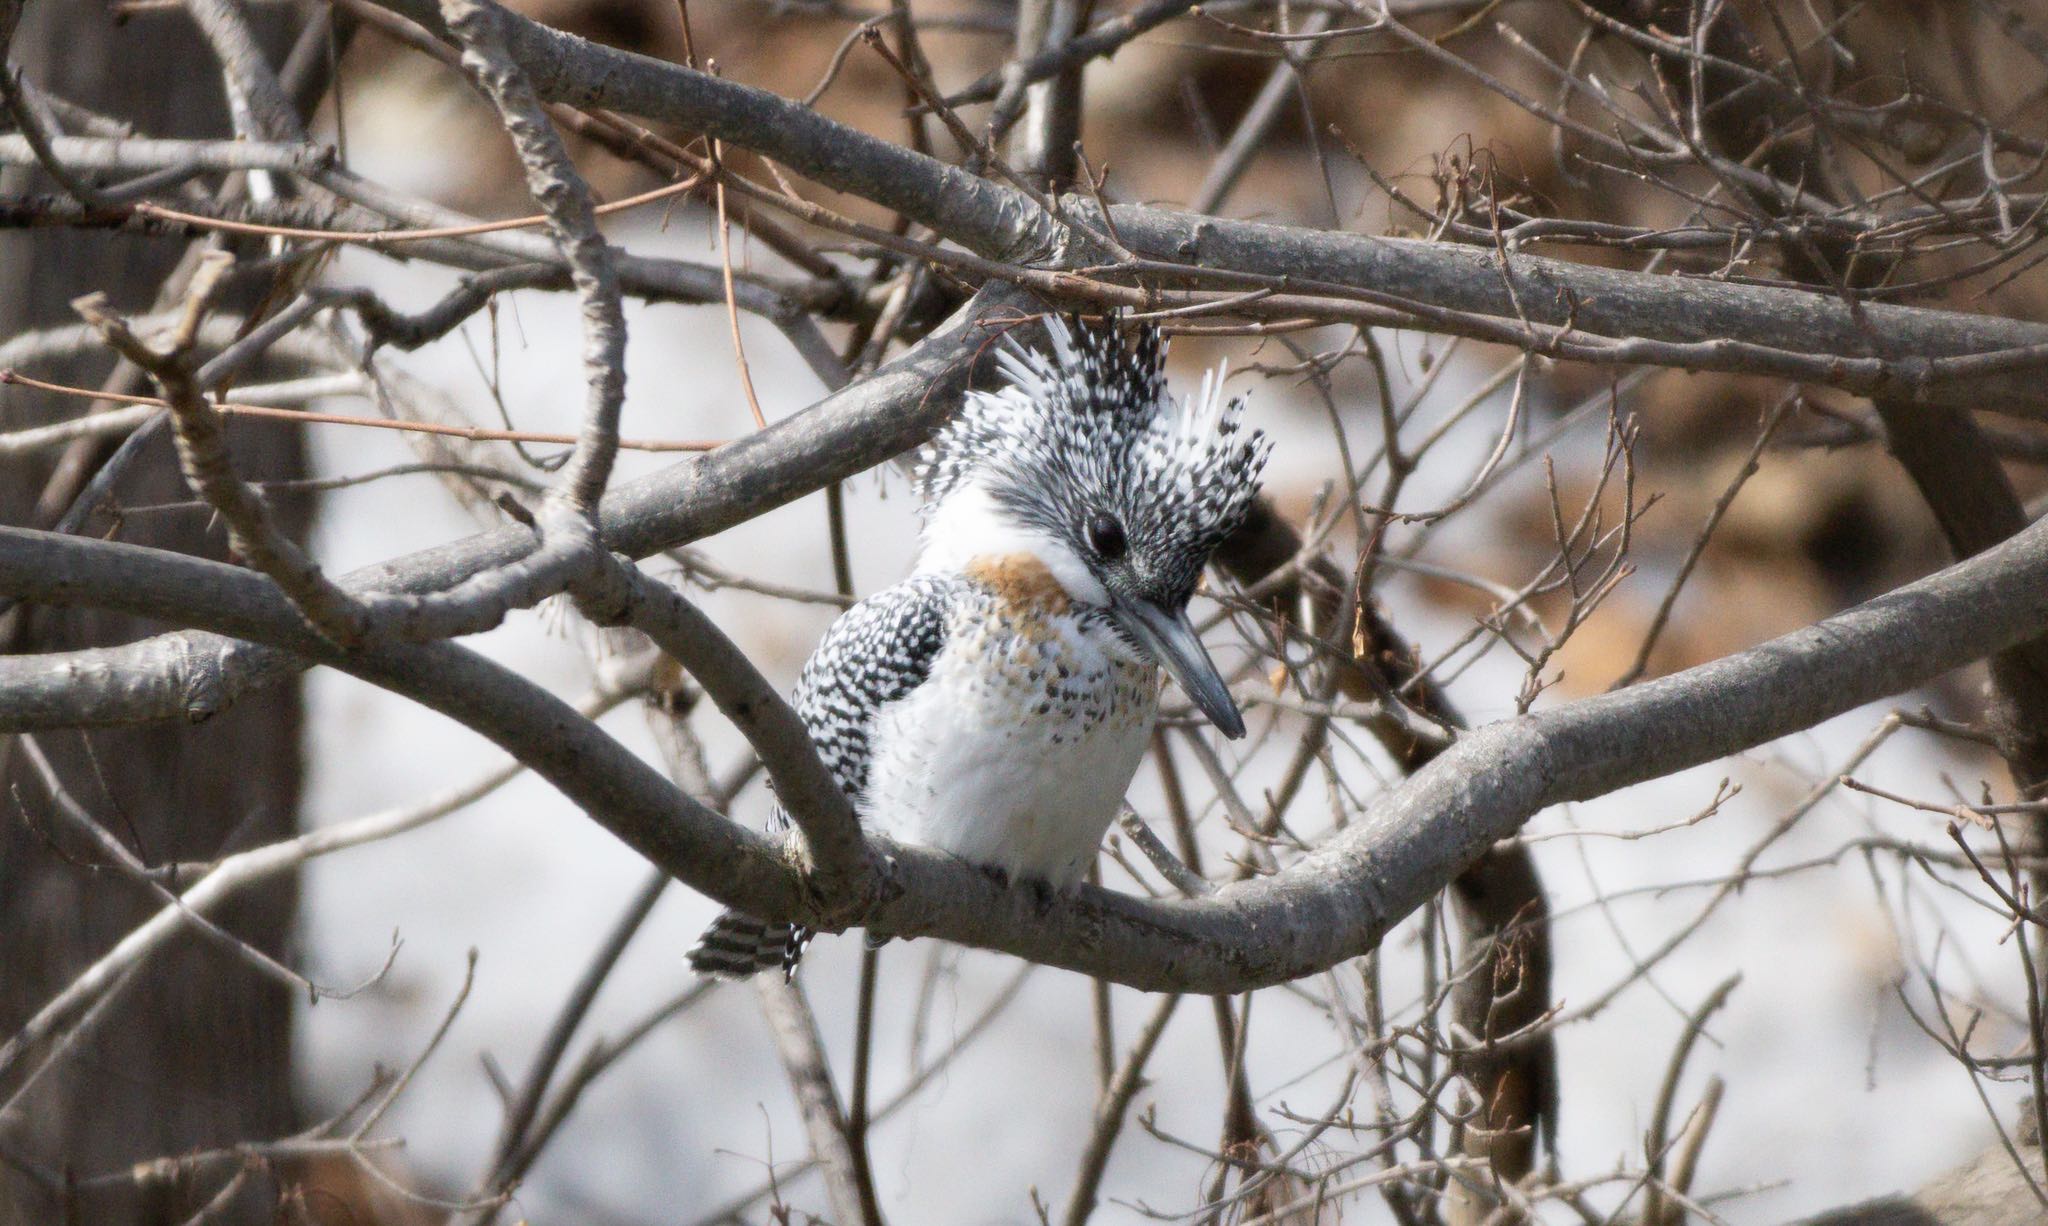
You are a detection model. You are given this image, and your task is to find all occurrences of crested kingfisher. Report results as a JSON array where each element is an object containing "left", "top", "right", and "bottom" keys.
[{"left": 689, "top": 312, "right": 1271, "bottom": 977}]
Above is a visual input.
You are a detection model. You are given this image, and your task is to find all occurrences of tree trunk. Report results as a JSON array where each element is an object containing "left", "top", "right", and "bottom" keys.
[{"left": 0, "top": 3, "right": 308, "bottom": 1221}]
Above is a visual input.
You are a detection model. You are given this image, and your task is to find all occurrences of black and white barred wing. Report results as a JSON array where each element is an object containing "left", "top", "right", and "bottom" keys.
[
  {"left": 784, "top": 572, "right": 956, "bottom": 809},
  {"left": 687, "top": 575, "right": 956, "bottom": 979}
]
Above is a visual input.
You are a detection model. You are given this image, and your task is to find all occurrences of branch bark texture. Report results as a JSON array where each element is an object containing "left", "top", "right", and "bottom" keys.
[
  {"left": 363, "top": 0, "right": 2048, "bottom": 415},
  {"left": 6, "top": 499, "right": 2048, "bottom": 992}
]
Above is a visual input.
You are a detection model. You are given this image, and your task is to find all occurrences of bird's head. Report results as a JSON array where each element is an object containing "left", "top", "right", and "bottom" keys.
[{"left": 915, "top": 313, "right": 1271, "bottom": 738}]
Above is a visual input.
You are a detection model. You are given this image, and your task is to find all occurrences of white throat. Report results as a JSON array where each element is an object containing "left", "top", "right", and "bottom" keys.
[{"left": 916, "top": 484, "right": 1111, "bottom": 607}]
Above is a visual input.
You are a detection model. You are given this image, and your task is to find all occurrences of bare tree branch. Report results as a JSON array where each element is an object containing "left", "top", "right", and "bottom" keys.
[
  {"left": 0, "top": 285, "right": 1026, "bottom": 730},
  {"left": 439, "top": 0, "right": 624, "bottom": 515},
  {"left": 1061, "top": 993, "right": 1182, "bottom": 1226},
  {"left": 5, "top": 494, "right": 2048, "bottom": 991},
  {"left": 602, "top": 566, "right": 870, "bottom": 899},
  {"left": 13, "top": 6, "right": 2048, "bottom": 1216},
  {"left": 76, "top": 257, "right": 369, "bottom": 645},
  {"left": 364, "top": 0, "right": 2048, "bottom": 414},
  {"left": 756, "top": 976, "right": 884, "bottom": 1226}
]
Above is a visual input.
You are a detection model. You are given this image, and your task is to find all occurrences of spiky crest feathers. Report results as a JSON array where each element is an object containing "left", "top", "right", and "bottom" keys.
[{"left": 912, "top": 314, "right": 1271, "bottom": 606}]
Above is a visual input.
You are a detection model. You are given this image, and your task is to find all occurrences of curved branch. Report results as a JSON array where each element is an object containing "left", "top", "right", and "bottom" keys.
[
  {"left": 0, "top": 531, "right": 793, "bottom": 918},
  {"left": 5, "top": 501, "right": 2048, "bottom": 992},
  {"left": 607, "top": 566, "right": 870, "bottom": 895},
  {"left": 0, "top": 286, "right": 1023, "bottom": 730},
  {"left": 368, "top": 0, "right": 2048, "bottom": 415}
]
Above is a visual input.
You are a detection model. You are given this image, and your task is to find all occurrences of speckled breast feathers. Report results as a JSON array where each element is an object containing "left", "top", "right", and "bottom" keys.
[{"left": 689, "top": 312, "right": 1270, "bottom": 977}]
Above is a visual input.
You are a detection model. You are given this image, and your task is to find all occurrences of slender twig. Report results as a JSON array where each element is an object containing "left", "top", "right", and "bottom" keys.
[
  {"left": 686, "top": 965, "right": 1035, "bottom": 1226},
  {"left": 711, "top": 150, "right": 769, "bottom": 432},
  {"left": 10, "top": 735, "right": 346, "bottom": 1003},
  {"left": 0, "top": 675, "right": 642, "bottom": 1098},
  {"left": 1060, "top": 993, "right": 1183, "bottom": 1226},
  {"left": 1614, "top": 393, "right": 1796, "bottom": 688},
  {"left": 1641, "top": 975, "right": 1740, "bottom": 1226},
  {"left": 0, "top": 367, "right": 724, "bottom": 453},
  {"left": 129, "top": 174, "right": 704, "bottom": 246},
  {"left": 757, "top": 976, "right": 886, "bottom": 1226},
  {"left": 353, "top": 949, "right": 478, "bottom": 1140},
  {"left": 75, "top": 260, "right": 370, "bottom": 645},
  {"left": 1189, "top": 10, "right": 1336, "bottom": 215},
  {"left": 441, "top": 0, "right": 626, "bottom": 515},
  {"left": 473, "top": 867, "right": 669, "bottom": 1215},
  {"left": 1117, "top": 810, "right": 1215, "bottom": 897},
  {"left": 939, "top": 0, "right": 1203, "bottom": 108}
]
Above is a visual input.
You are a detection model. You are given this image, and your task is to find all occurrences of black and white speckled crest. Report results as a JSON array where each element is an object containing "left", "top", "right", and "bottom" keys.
[{"left": 915, "top": 313, "right": 1271, "bottom": 609}]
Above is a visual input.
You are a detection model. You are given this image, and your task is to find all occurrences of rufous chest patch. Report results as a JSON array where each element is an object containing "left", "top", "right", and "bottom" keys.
[{"left": 964, "top": 553, "right": 1073, "bottom": 615}]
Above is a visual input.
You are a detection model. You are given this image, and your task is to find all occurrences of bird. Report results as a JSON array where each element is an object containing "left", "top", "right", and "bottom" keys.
[{"left": 688, "top": 311, "right": 1271, "bottom": 978}]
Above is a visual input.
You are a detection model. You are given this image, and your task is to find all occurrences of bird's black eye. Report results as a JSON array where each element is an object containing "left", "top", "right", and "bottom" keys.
[{"left": 1086, "top": 513, "right": 1127, "bottom": 560}]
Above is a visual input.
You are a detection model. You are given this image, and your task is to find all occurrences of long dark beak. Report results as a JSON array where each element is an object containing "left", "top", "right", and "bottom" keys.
[{"left": 1115, "top": 599, "right": 1246, "bottom": 739}]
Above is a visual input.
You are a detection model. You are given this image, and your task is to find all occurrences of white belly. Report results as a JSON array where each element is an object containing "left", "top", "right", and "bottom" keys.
[{"left": 864, "top": 616, "right": 1158, "bottom": 885}]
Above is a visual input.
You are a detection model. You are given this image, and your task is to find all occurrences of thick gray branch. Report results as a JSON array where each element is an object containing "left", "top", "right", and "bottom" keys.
[
  {"left": 5, "top": 500, "right": 2048, "bottom": 991},
  {"left": 367, "top": 0, "right": 2048, "bottom": 415},
  {"left": 0, "top": 134, "right": 334, "bottom": 175},
  {"left": 0, "top": 286, "right": 1021, "bottom": 729},
  {"left": 0, "top": 524, "right": 802, "bottom": 918}
]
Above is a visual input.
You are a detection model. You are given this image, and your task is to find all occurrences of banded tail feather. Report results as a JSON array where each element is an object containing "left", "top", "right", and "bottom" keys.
[{"left": 688, "top": 909, "right": 812, "bottom": 980}]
